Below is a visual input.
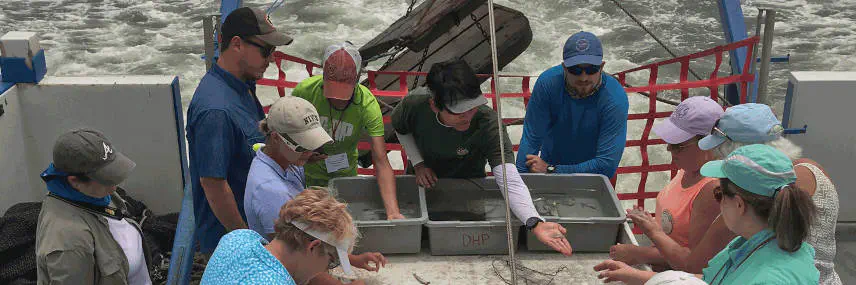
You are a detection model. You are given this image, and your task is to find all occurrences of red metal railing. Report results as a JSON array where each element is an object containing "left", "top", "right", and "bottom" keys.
[{"left": 256, "top": 36, "right": 760, "bottom": 210}]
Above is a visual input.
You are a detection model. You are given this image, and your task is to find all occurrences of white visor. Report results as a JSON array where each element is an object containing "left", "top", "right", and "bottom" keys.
[{"left": 291, "top": 220, "right": 356, "bottom": 276}]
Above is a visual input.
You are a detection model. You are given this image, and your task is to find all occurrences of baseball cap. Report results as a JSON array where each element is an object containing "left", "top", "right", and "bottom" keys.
[
  {"left": 322, "top": 42, "right": 361, "bottom": 100},
  {"left": 701, "top": 144, "right": 796, "bottom": 197},
  {"left": 266, "top": 96, "right": 333, "bottom": 152},
  {"left": 652, "top": 96, "right": 724, "bottom": 144},
  {"left": 563, "top": 31, "right": 603, "bottom": 67},
  {"left": 291, "top": 219, "right": 356, "bottom": 275},
  {"left": 442, "top": 90, "right": 488, "bottom": 114},
  {"left": 221, "top": 7, "right": 293, "bottom": 47},
  {"left": 698, "top": 103, "right": 784, "bottom": 150},
  {"left": 645, "top": 271, "right": 708, "bottom": 285},
  {"left": 52, "top": 128, "right": 136, "bottom": 186}
]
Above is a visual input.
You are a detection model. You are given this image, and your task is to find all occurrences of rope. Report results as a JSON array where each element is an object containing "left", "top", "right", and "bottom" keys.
[
  {"left": 266, "top": 0, "right": 286, "bottom": 16},
  {"left": 491, "top": 259, "right": 569, "bottom": 285},
  {"left": 485, "top": 0, "right": 518, "bottom": 284},
  {"left": 606, "top": 0, "right": 732, "bottom": 106}
]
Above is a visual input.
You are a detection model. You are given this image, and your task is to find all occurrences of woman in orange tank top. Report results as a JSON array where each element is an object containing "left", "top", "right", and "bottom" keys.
[{"left": 608, "top": 96, "right": 735, "bottom": 273}]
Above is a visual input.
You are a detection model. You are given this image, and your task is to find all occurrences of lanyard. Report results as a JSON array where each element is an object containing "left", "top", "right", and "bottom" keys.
[
  {"left": 327, "top": 99, "right": 351, "bottom": 139},
  {"left": 710, "top": 237, "right": 775, "bottom": 285}
]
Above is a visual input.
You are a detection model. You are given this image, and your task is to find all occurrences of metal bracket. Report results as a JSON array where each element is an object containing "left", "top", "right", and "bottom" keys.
[{"left": 784, "top": 125, "right": 808, "bottom": 135}]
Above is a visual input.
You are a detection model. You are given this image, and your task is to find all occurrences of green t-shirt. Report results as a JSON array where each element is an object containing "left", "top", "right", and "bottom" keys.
[
  {"left": 702, "top": 229, "right": 819, "bottom": 285},
  {"left": 292, "top": 75, "right": 385, "bottom": 186},
  {"left": 391, "top": 88, "right": 514, "bottom": 178}
]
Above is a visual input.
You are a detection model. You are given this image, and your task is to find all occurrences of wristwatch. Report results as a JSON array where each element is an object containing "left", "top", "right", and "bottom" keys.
[
  {"left": 546, "top": 164, "right": 556, "bottom": 174},
  {"left": 525, "top": 217, "right": 543, "bottom": 231}
]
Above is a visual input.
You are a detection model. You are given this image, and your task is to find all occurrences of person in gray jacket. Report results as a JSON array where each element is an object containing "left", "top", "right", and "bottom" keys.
[{"left": 36, "top": 128, "right": 151, "bottom": 285}]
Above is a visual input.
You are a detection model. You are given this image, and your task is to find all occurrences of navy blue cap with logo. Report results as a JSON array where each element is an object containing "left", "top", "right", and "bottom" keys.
[{"left": 563, "top": 31, "right": 604, "bottom": 68}]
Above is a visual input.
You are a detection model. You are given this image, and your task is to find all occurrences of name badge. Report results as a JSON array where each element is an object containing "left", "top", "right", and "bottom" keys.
[{"left": 325, "top": 153, "right": 349, "bottom": 173}]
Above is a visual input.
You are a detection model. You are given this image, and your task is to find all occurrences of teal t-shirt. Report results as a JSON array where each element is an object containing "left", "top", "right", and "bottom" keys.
[
  {"left": 702, "top": 229, "right": 819, "bottom": 285},
  {"left": 292, "top": 75, "right": 385, "bottom": 187},
  {"left": 201, "top": 229, "right": 297, "bottom": 285}
]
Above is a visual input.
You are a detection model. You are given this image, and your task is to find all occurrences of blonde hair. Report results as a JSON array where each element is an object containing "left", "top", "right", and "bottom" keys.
[
  {"left": 272, "top": 187, "right": 358, "bottom": 251},
  {"left": 713, "top": 137, "right": 803, "bottom": 160}
]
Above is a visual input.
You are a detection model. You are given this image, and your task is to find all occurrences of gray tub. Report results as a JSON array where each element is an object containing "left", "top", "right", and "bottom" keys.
[
  {"left": 424, "top": 178, "right": 523, "bottom": 255},
  {"left": 328, "top": 175, "right": 427, "bottom": 254},
  {"left": 517, "top": 173, "right": 626, "bottom": 252}
]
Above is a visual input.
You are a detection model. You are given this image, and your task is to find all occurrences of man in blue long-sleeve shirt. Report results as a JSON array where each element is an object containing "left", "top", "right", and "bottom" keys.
[{"left": 516, "top": 31, "right": 629, "bottom": 177}]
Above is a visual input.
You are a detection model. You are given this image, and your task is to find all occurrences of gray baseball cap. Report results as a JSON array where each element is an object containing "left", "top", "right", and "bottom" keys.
[
  {"left": 221, "top": 7, "right": 293, "bottom": 47},
  {"left": 53, "top": 128, "right": 136, "bottom": 186},
  {"left": 444, "top": 92, "right": 488, "bottom": 114}
]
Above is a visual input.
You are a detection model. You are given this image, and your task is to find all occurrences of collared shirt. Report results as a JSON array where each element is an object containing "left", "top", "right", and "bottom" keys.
[
  {"left": 244, "top": 149, "right": 306, "bottom": 237},
  {"left": 186, "top": 63, "right": 266, "bottom": 252},
  {"left": 515, "top": 65, "right": 629, "bottom": 177},
  {"left": 703, "top": 229, "right": 819, "bottom": 285},
  {"left": 200, "top": 230, "right": 296, "bottom": 285}
]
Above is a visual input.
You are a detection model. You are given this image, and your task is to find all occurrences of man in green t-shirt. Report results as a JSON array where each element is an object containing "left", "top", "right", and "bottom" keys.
[
  {"left": 391, "top": 59, "right": 573, "bottom": 256},
  {"left": 292, "top": 42, "right": 402, "bottom": 220}
]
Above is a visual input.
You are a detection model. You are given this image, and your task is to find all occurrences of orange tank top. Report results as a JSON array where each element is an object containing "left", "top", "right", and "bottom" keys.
[{"left": 655, "top": 170, "right": 717, "bottom": 248}]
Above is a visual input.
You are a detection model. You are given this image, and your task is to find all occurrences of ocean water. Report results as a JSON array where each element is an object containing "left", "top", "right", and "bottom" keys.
[{"left": 2, "top": 0, "right": 854, "bottom": 210}]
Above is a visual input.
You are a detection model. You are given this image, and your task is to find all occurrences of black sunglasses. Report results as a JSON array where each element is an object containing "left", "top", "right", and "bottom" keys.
[
  {"left": 241, "top": 37, "right": 275, "bottom": 58},
  {"left": 566, "top": 64, "right": 601, "bottom": 76}
]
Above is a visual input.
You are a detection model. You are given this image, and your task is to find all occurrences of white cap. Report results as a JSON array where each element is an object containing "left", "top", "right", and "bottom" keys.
[
  {"left": 266, "top": 96, "right": 333, "bottom": 152},
  {"left": 291, "top": 220, "right": 356, "bottom": 275}
]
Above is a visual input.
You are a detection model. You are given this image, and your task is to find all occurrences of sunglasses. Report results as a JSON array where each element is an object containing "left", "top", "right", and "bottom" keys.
[
  {"left": 273, "top": 132, "right": 329, "bottom": 155},
  {"left": 666, "top": 137, "right": 700, "bottom": 152},
  {"left": 242, "top": 37, "right": 275, "bottom": 58},
  {"left": 566, "top": 64, "right": 601, "bottom": 76}
]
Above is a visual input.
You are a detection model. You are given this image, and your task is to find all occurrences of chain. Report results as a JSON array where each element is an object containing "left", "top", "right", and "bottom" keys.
[
  {"left": 405, "top": 0, "right": 418, "bottom": 16},
  {"left": 411, "top": 42, "right": 431, "bottom": 89},
  {"left": 471, "top": 13, "right": 490, "bottom": 44}
]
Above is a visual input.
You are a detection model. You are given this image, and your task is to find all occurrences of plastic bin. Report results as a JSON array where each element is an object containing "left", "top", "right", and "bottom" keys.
[
  {"left": 517, "top": 173, "right": 626, "bottom": 252},
  {"left": 328, "top": 175, "right": 427, "bottom": 254},
  {"left": 424, "top": 178, "right": 522, "bottom": 255}
]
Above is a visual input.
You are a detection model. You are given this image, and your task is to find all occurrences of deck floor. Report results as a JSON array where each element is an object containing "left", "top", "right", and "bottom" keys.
[{"left": 331, "top": 251, "right": 629, "bottom": 285}]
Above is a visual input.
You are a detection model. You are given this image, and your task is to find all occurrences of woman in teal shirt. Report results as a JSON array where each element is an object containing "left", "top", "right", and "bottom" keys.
[{"left": 594, "top": 144, "right": 819, "bottom": 285}]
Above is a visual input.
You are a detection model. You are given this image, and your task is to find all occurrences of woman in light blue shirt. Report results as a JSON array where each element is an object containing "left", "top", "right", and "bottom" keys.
[{"left": 594, "top": 144, "right": 819, "bottom": 285}]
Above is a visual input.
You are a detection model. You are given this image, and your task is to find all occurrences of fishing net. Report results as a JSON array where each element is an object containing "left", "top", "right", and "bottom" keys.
[{"left": 491, "top": 258, "right": 569, "bottom": 285}]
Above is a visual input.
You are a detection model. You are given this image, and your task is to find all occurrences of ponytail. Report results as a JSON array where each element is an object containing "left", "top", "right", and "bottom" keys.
[
  {"left": 769, "top": 185, "right": 816, "bottom": 252},
  {"left": 721, "top": 179, "right": 817, "bottom": 252}
]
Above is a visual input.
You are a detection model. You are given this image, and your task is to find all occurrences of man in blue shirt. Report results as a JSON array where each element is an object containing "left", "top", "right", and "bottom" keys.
[
  {"left": 186, "top": 7, "right": 294, "bottom": 253},
  {"left": 516, "top": 31, "right": 629, "bottom": 177}
]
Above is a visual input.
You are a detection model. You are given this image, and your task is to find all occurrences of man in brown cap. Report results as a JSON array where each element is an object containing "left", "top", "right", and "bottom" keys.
[
  {"left": 36, "top": 128, "right": 151, "bottom": 285},
  {"left": 186, "top": 6, "right": 294, "bottom": 253}
]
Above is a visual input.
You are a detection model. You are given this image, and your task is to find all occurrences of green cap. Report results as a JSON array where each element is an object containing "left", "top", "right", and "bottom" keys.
[
  {"left": 53, "top": 128, "right": 136, "bottom": 186},
  {"left": 700, "top": 144, "right": 796, "bottom": 197}
]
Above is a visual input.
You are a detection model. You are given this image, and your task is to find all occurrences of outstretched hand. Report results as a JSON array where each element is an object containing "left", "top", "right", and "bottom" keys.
[
  {"left": 349, "top": 252, "right": 387, "bottom": 272},
  {"left": 414, "top": 163, "right": 438, "bottom": 189},
  {"left": 594, "top": 260, "right": 655, "bottom": 284},
  {"left": 533, "top": 221, "right": 573, "bottom": 256},
  {"left": 626, "top": 207, "right": 660, "bottom": 236}
]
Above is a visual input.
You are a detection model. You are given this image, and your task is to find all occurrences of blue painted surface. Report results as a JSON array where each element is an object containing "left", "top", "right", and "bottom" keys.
[
  {"left": 784, "top": 127, "right": 807, "bottom": 135},
  {"left": 0, "top": 80, "right": 14, "bottom": 94},
  {"left": 782, "top": 81, "right": 795, "bottom": 128},
  {"left": 0, "top": 49, "right": 47, "bottom": 83},
  {"left": 757, "top": 54, "right": 790, "bottom": 63},
  {"left": 165, "top": 77, "right": 197, "bottom": 285},
  {"left": 717, "top": 0, "right": 759, "bottom": 103}
]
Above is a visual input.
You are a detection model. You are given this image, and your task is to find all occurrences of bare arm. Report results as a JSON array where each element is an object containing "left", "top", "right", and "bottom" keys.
[
  {"left": 371, "top": 136, "right": 402, "bottom": 219},
  {"left": 200, "top": 177, "right": 247, "bottom": 231}
]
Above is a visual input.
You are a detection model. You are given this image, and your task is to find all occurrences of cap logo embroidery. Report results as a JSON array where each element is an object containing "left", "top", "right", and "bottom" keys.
[
  {"left": 102, "top": 142, "right": 113, "bottom": 160},
  {"left": 456, "top": 146, "right": 469, "bottom": 156},
  {"left": 264, "top": 15, "right": 275, "bottom": 29},
  {"left": 673, "top": 105, "right": 690, "bottom": 120},
  {"left": 304, "top": 114, "right": 320, "bottom": 126},
  {"left": 575, "top": 39, "right": 590, "bottom": 52},
  {"left": 768, "top": 124, "right": 784, "bottom": 136}
]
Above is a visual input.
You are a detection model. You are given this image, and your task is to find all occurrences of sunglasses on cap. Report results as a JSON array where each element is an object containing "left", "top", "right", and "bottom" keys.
[
  {"left": 241, "top": 37, "right": 275, "bottom": 58},
  {"left": 565, "top": 64, "right": 602, "bottom": 76},
  {"left": 272, "top": 132, "right": 328, "bottom": 155}
]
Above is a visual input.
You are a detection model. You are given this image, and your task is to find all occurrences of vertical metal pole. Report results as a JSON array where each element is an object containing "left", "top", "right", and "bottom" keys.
[
  {"left": 485, "top": 0, "right": 517, "bottom": 284},
  {"left": 203, "top": 15, "right": 218, "bottom": 71},
  {"left": 757, "top": 10, "right": 776, "bottom": 105},
  {"left": 747, "top": 9, "right": 764, "bottom": 103}
]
